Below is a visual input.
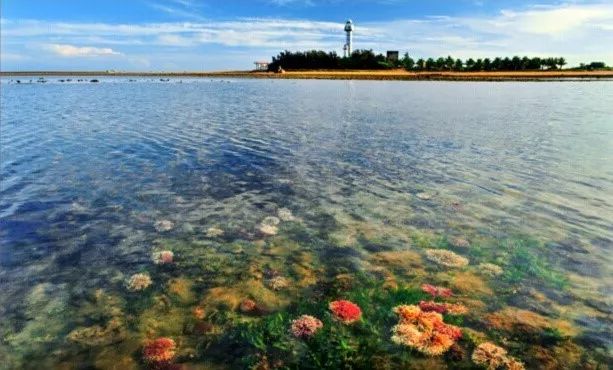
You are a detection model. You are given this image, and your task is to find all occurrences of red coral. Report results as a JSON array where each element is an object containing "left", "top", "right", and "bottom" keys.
[
  {"left": 421, "top": 284, "right": 453, "bottom": 298},
  {"left": 419, "top": 300, "right": 448, "bottom": 314},
  {"left": 239, "top": 299, "right": 257, "bottom": 313},
  {"left": 329, "top": 300, "right": 362, "bottom": 324},
  {"left": 434, "top": 320, "right": 463, "bottom": 340},
  {"left": 143, "top": 337, "right": 176, "bottom": 363}
]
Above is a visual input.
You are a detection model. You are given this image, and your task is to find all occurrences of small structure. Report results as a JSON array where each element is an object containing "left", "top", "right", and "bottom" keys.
[
  {"left": 254, "top": 61, "right": 269, "bottom": 71},
  {"left": 386, "top": 51, "right": 399, "bottom": 63},
  {"left": 344, "top": 20, "right": 354, "bottom": 57}
]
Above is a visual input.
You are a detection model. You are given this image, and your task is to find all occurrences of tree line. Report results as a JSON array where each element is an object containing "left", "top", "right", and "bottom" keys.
[
  {"left": 267, "top": 50, "right": 392, "bottom": 71},
  {"left": 266, "top": 50, "right": 608, "bottom": 72},
  {"left": 401, "top": 54, "right": 567, "bottom": 71}
]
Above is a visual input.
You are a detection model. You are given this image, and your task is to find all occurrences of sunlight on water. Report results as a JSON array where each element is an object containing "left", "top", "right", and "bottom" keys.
[{"left": 0, "top": 77, "right": 611, "bottom": 369}]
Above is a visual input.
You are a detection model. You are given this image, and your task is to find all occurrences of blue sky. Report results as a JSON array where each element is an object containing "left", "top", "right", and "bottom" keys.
[{"left": 1, "top": 0, "right": 612, "bottom": 71}]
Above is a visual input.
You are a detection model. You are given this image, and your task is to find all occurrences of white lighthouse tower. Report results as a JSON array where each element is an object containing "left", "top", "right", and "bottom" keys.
[{"left": 344, "top": 20, "right": 353, "bottom": 57}]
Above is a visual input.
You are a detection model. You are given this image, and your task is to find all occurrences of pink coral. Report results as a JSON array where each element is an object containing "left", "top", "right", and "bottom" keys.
[
  {"left": 239, "top": 299, "right": 257, "bottom": 313},
  {"left": 290, "top": 315, "right": 323, "bottom": 338},
  {"left": 421, "top": 284, "right": 453, "bottom": 298},
  {"left": 329, "top": 300, "right": 362, "bottom": 324},
  {"left": 153, "top": 250, "right": 174, "bottom": 265}
]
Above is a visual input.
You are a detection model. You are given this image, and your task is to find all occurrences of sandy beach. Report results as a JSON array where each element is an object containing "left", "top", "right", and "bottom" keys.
[{"left": 2, "top": 69, "right": 613, "bottom": 81}]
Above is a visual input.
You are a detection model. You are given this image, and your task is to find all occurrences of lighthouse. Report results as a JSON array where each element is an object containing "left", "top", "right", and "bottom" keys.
[{"left": 344, "top": 20, "right": 353, "bottom": 57}]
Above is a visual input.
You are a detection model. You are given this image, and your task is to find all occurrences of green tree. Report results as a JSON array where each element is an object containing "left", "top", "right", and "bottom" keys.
[
  {"left": 445, "top": 56, "right": 455, "bottom": 70},
  {"left": 557, "top": 57, "right": 567, "bottom": 69},
  {"left": 454, "top": 58, "right": 463, "bottom": 71},
  {"left": 483, "top": 58, "right": 492, "bottom": 71},
  {"left": 425, "top": 58, "right": 436, "bottom": 70},
  {"left": 435, "top": 57, "right": 446, "bottom": 70},
  {"left": 415, "top": 58, "right": 426, "bottom": 70},
  {"left": 401, "top": 53, "right": 415, "bottom": 70},
  {"left": 465, "top": 58, "right": 476, "bottom": 71}
]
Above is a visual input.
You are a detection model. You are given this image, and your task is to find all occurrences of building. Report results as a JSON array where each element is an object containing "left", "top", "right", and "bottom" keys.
[
  {"left": 254, "top": 61, "right": 269, "bottom": 71},
  {"left": 344, "top": 20, "right": 353, "bottom": 57},
  {"left": 386, "top": 51, "right": 399, "bottom": 63}
]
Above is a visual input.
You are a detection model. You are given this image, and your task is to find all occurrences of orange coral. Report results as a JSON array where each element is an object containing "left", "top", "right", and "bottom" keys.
[{"left": 391, "top": 304, "right": 462, "bottom": 356}]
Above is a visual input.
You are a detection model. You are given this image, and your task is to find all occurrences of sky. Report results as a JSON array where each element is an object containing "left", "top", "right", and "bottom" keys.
[{"left": 1, "top": 0, "right": 612, "bottom": 71}]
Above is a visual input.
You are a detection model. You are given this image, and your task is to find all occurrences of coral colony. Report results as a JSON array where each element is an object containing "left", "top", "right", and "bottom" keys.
[
  {"left": 152, "top": 250, "right": 174, "bottom": 265},
  {"left": 290, "top": 315, "right": 324, "bottom": 338},
  {"left": 391, "top": 305, "right": 462, "bottom": 356},
  {"left": 21, "top": 206, "right": 595, "bottom": 369},
  {"left": 421, "top": 283, "right": 453, "bottom": 298},
  {"left": 329, "top": 300, "right": 362, "bottom": 324},
  {"left": 142, "top": 337, "right": 177, "bottom": 363},
  {"left": 126, "top": 273, "right": 152, "bottom": 292},
  {"left": 425, "top": 249, "right": 469, "bottom": 268},
  {"left": 472, "top": 342, "right": 525, "bottom": 370}
]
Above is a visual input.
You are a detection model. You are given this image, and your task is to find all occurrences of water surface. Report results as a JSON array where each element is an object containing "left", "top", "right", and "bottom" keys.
[{"left": 1, "top": 78, "right": 611, "bottom": 369}]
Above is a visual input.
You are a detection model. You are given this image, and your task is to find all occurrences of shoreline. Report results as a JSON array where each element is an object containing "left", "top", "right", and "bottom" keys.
[{"left": 2, "top": 69, "right": 613, "bottom": 81}]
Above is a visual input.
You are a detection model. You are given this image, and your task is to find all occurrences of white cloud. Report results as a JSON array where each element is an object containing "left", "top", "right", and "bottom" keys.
[{"left": 45, "top": 44, "right": 122, "bottom": 57}]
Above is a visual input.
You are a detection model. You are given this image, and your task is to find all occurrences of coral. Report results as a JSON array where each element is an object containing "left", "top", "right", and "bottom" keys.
[
  {"left": 450, "top": 271, "right": 492, "bottom": 295},
  {"left": 206, "top": 226, "right": 224, "bottom": 237},
  {"left": 446, "top": 343, "right": 466, "bottom": 361},
  {"left": 425, "top": 249, "right": 469, "bottom": 268},
  {"left": 419, "top": 300, "right": 447, "bottom": 314},
  {"left": 391, "top": 305, "right": 462, "bottom": 356},
  {"left": 472, "top": 342, "right": 525, "bottom": 370},
  {"left": 267, "top": 276, "right": 290, "bottom": 291},
  {"left": 371, "top": 250, "right": 425, "bottom": 275},
  {"left": 329, "top": 300, "right": 362, "bottom": 324},
  {"left": 193, "top": 306, "right": 205, "bottom": 319},
  {"left": 277, "top": 208, "right": 296, "bottom": 221},
  {"left": 239, "top": 299, "right": 257, "bottom": 313},
  {"left": 418, "top": 301, "right": 468, "bottom": 316},
  {"left": 201, "top": 280, "right": 290, "bottom": 312},
  {"left": 290, "top": 315, "right": 323, "bottom": 338},
  {"left": 167, "top": 278, "right": 195, "bottom": 304},
  {"left": 262, "top": 216, "right": 281, "bottom": 226},
  {"left": 419, "top": 301, "right": 468, "bottom": 315},
  {"left": 421, "top": 283, "right": 453, "bottom": 298},
  {"left": 450, "top": 237, "right": 470, "bottom": 248},
  {"left": 416, "top": 192, "right": 434, "bottom": 200},
  {"left": 486, "top": 307, "right": 576, "bottom": 336},
  {"left": 259, "top": 224, "right": 278, "bottom": 236},
  {"left": 479, "top": 263, "right": 503, "bottom": 276},
  {"left": 142, "top": 337, "right": 176, "bottom": 363},
  {"left": 154, "top": 220, "right": 174, "bottom": 232},
  {"left": 472, "top": 342, "right": 508, "bottom": 370},
  {"left": 67, "top": 318, "right": 126, "bottom": 346},
  {"left": 153, "top": 250, "right": 174, "bottom": 265},
  {"left": 126, "top": 273, "right": 152, "bottom": 292}
]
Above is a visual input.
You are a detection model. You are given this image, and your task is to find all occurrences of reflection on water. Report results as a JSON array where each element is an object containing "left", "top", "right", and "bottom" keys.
[{"left": 0, "top": 78, "right": 611, "bottom": 369}]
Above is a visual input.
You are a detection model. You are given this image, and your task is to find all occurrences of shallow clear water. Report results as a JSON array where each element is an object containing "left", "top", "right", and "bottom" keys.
[{"left": 0, "top": 77, "right": 612, "bottom": 369}]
